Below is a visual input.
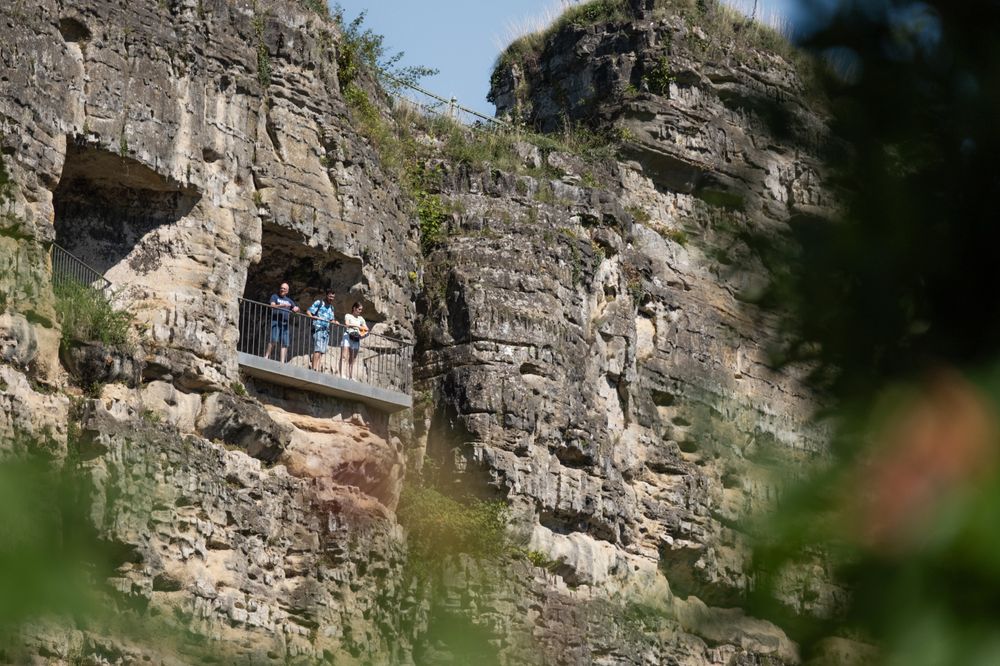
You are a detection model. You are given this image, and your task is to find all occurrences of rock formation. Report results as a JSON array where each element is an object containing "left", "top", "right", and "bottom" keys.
[
  {"left": 0, "top": 0, "right": 846, "bottom": 663},
  {"left": 412, "top": 5, "right": 841, "bottom": 660},
  {"left": 2, "top": 0, "right": 415, "bottom": 661}
]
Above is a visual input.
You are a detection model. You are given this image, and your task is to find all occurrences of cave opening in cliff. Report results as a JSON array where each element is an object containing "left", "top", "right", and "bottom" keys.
[
  {"left": 52, "top": 138, "right": 201, "bottom": 276},
  {"left": 243, "top": 222, "right": 378, "bottom": 323}
]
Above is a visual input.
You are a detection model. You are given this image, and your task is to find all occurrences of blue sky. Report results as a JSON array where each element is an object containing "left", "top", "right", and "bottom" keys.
[{"left": 331, "top": 1, "right": 806, "bottom": 117}]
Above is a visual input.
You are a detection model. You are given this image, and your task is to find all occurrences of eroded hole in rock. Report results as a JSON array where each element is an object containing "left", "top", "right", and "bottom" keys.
[
  {"left": 53, "top": 138, "right": 201, "bottom": 275},
  {"left": 721, "top": 469, "right": 741, "bottom": 489},
  {"left": 540, "top": 508, "right": 618, "bottom": 544},
  {"left": 58, "top": 17, "right": 91, "bottom": 43},
  {"left": 677, "top": 439, "right": 699, "bottom": 453},
  {"left": 651, "top": 389, "right": 675, "bottom": 407},
  {"left": 519, "top": 361, "right": 546, "bottom": 377}
]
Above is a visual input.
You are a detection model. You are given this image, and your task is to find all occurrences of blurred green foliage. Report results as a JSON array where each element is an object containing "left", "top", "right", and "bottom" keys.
[
  {"left": 770, "top": 0, "right": 1000, "bottom": 405},
  {"left": 0, "top": 454, "right": 101, "bottom": 632},
  {"left": 0, "top": 437, "right": 228, "bottom": 661},
  {"left": 397, "top": 477, "right": 510, "bottom": 567},
  {"left": 395, "top": 465, "right": 514, "bottom": 664},
  {"left": 753, "top": 1, "right": 1000, "bottom": 663}
]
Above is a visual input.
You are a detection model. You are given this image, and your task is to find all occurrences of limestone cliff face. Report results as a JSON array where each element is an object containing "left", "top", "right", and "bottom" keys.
[
  {"left": 412, "top": 5, "right": 839, "bottom": 662},
  {"left": 475, "top": 0, "right": 833, "bottom": 577},
  {"left": 1, "top": 0, "right": 415, "bottom": 662},
  {"left": 1, "top": 0, "right": 417, "bottom": 388},
  {"left": 0, "top": 0, "right": 837, "bottom": 664}
]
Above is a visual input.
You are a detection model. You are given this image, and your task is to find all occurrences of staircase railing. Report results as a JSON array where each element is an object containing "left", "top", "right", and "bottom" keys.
[
  {"left": 50, "top": 243, "right": 112, "bottom": 295},
  {"left": 382, "top": 72, "right": 511, "bottom": 131}
]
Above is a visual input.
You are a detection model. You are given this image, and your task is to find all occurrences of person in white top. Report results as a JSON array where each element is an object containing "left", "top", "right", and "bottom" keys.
[{"left": 340, "top": 301, "right": 368, "bottom": 379}]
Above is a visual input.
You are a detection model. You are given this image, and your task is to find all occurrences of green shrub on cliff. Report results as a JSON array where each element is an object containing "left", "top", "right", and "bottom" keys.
[
  {"left": 416, "top": 191, "right": 448, "bottom": 255},
  {"left": 333, "top": 4, "right": 437, "bottom": 91},
  {"left": 53, "top": 280, "right": 132, "bottom": 351},
  {"left": 252, "top": 11, "right": 270, "bottom": 88},
  {"left": 0, "top": 152, "right": 12, "bottom": 205},
  {"left": 643, "top": 55, "right": 675, "bottom": 95},
  {"left": 397, "top": 482, "right": 509, "bottom": 563}
]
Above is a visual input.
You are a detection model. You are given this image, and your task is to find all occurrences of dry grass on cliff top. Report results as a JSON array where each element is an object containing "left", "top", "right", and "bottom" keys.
[
  {"left": 497, "top": 0, "right": 798, "bottom": 72},
  {"left": 346, "top": 73, "right": 621, "bottom": 180}
]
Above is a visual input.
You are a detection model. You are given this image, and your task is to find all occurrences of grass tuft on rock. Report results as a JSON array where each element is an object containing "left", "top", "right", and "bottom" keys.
[{"left": 53, "top": 280, "right": 132, "bottom": 351}]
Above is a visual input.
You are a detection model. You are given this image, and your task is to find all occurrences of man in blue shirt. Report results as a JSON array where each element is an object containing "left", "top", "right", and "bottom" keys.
[
  {"left": 264, "top": 282, "right": 299, "bottom": 362},
  {"left": 307, "top": 288, "right": 339, "bottom": 371}
]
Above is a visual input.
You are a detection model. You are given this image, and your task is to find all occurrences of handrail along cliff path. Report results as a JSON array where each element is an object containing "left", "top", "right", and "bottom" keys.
[{"left": 49, "top": 244, "right": 413, "bottom": 411}]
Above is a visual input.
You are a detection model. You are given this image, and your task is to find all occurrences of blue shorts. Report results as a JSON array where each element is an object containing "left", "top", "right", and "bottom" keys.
[
  {"left": 342, "top": 331, "right": 360, "bottom": 351},
  {"left": 270, "top": 320, "right": 289, "bottom": 346},
  {"left": 313, "top": 328, "right": 330, "bottom": 353}
]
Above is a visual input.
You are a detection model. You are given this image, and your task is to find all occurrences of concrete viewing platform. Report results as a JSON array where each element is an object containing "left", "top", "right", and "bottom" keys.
[{"left": 237, "top": 353, "right": 412, "bottom": 413}]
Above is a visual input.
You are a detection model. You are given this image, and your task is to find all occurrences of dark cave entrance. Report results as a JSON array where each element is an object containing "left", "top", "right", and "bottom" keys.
[
  {"left": 242, "top": 222, "right": 374, "bottom": 316},
  {"left": 52, "top": 138, "right": 201, "bottom": 276},
  {"left": 238, "top": 222, "right": 380, "bottom": 358}
]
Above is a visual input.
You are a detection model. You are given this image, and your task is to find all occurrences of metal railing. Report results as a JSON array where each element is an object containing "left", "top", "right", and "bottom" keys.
[
  {"left": 237, "top": 298, "right": 413, "bottom": 395},
  {"left": 50, "top": 243, "right": 112, "bottom": 294},
  {"left": 382, "top": 72, "right": 512, "bottom": 131},
  {"left": 44, "top": 245, "right": 414, "bottom": 398}
]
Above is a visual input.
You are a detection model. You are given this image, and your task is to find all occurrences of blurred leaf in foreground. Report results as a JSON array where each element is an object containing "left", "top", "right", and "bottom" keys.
[{"left": 755, "top": 1, "right": 1000, "bottom": 663}]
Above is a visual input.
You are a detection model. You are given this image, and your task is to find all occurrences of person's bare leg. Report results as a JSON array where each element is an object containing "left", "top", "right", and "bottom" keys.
[
  {"left": 340, "top": 347, "right": 349, "bottom": 376},
  {"left": 311, "top": 352, "right": 321, "bottom": 371},
  {"left": 280, "top": 346, "right": 288, "bottom": 363},
  {"left": 264, "top": 342, "right": 274, "bottom": 360},
  {"left": 348, "top": 349, "right": 358, "bottom": 379}
]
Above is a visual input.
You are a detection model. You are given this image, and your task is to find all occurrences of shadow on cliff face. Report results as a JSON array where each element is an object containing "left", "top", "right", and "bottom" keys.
[{"left": 53, "top": 138, "right": 201, "bottom": 276}]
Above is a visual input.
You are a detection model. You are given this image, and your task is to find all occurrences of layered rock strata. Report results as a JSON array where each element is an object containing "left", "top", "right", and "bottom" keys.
[
  {"left": 409, "top": 4, "right": 840, "bottom": 660},
  {"left": 1, "top": 0, "right": 416, "bottom": 661}
]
